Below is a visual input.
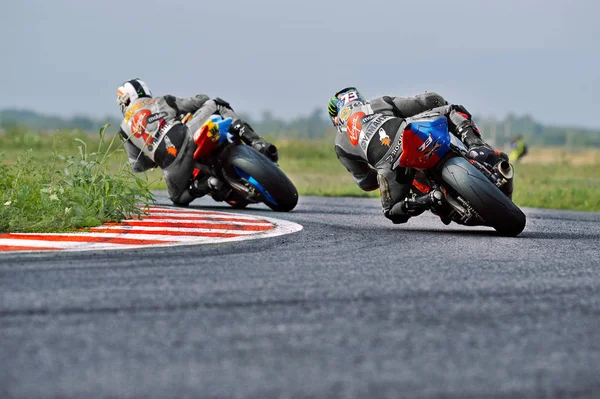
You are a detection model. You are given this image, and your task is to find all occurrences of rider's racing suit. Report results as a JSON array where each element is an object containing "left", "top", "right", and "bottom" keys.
[
  {"left": 118, "top": 95, "right": 276, "bottom": 206},
  {"left": 333, "top": 92, "right": 506, "bottom": 224}
]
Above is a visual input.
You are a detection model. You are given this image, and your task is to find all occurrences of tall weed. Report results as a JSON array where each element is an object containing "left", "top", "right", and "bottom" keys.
[{"left": 0, "top": 125, "right": 155, "bottom": 232}]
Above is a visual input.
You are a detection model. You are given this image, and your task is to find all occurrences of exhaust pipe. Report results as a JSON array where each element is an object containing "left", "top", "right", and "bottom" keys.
[
  {"left": 497, "top": 161, "right": 514, "bottom": 180},
  {"left": 497, "top": 161, "right": 514, "bottom": 199}
]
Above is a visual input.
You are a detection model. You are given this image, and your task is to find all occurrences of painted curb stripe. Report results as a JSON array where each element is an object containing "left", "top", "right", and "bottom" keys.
[
  {"left": 0, "top": 205, "right": 303, "bottom": 253},
  {"left": 145, "top": 208, "right": 224, "bottom": 214},
  {"left": 89, "top": 228, "right": 242, "bottom": 238},
  {"left": 0, "top": 234, "right": 173, "bottom": 245},
  {"left": 102, "top": 221, "right": 274, "bottom": 230},
  {"left": 89, "top": 226, "right": 260, "bottom": 235},
  {"left": 0, "top": 239, "right": 153, "bottom": 249},
  {"left": 0, "top": 245, "right": 60, "bottom": 251},
  {"left": 14, "top": 232, "right": 241, "bottom": 241},
  {"left": 140, "top": 215, "right": 273, "bottom": 223},
  {"left": 107, "top": 218, "right": 272, "bottom": 226}
]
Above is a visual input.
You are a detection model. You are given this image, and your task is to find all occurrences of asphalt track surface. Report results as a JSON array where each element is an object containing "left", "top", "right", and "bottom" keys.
[{"left": 1, "top": 194, "right": 600, "bottom": 399}]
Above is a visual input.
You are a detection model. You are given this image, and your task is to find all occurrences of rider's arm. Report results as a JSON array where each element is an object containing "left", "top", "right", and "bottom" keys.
[
  {"left": 370, "top": 92, "right": 448, "bottom": 118},
  {"left": 118, "top": 129, "right": 157, "bottom": 172},
  {"left": 335, "top": 146, "right": 379, "bottom": 191},
  {"left": 164, "top": 94, "right": 210, "bottom": 116}
]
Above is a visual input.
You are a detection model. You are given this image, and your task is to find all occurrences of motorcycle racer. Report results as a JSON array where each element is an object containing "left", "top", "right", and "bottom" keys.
[
  {"left": 328, "top": 87, "right": 509, "bottom": 224},
  {"left": 115, "top": 78, "right": 278, "bottom": 206}
]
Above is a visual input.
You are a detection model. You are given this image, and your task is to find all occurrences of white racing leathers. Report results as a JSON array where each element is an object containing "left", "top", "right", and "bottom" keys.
[
  {"left": 118, "top": 95, "right": 251, "bottom": 205},
  {"left": 333, "top": 92, "right": 449, "bottom": 220},
  {"left": 118, "top": 94, "right": 209, "bottom": 205}
]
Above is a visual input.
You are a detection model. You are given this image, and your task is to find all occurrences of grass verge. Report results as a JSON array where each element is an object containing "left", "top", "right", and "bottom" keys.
[
  {"left": 512, "top": 163, "right": 600, "bottom": 211},
  {"left": 0, "top": 125, "right": 155, "bottom": 233},
  {"left": 1, "top": 130, "right": 598, "bottom": 231},
  {"left": 275, "top": 139, "right": 600, "bottom": 211}
]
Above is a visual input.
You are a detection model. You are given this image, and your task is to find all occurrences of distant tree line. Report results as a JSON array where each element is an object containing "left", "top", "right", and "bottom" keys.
[
  {"left": 0, "top": 109, "right": 121, "bottom": 133},
  {"left": 1, "top": 108, "right": 599, "bottom": 147},
  {"left": 475, "top": 114, "right": 600, "bottom": 148}
]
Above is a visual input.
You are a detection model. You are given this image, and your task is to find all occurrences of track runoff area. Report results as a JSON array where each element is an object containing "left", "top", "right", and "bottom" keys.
[{"left": 0, "top": 206, "right": 303, "bottom": 253}]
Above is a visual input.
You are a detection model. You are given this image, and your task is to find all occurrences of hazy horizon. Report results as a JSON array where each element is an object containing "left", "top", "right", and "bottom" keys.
[{"left": 3, "top": 0, "right": 599, "bottom": 129}]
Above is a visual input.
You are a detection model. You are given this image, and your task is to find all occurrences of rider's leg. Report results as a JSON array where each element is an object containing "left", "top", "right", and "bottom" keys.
[
  {"left": 191, "top": 98, "right": 279, "bottom": 162},
  {"left": 228, "top": 119, "right": 279, "bottom": 162},
  {"left": 447, "top": 105, "right": 508, "bottom": 167},
  {"left": 159, "top": 127, "right": 205, "bottom": 207},
  {"left": 447, "top": 105, "right": 514, "bottom": 198},
  {"left": 379, "top": 166, "right": 447, "bottom": 224}
]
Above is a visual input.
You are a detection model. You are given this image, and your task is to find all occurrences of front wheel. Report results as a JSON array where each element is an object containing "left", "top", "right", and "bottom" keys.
[
  {"left": 227, "top": 145, "right": 298, "bottom": 212},
  {"left": 440, "top": 157, "right": 526, "bottom": 236}
]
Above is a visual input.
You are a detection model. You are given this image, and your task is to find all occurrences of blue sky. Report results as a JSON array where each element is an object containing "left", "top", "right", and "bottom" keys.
[{"left": 2, "top": 0, "right": 599, "bottom": 128}]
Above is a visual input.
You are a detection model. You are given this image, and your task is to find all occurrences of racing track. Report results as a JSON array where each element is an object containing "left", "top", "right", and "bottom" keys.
[{"left": 1, "top": 194, "right": 600, "bottom": 398}]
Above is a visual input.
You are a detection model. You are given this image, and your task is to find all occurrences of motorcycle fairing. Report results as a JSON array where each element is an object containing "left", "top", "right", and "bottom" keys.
[
  {"left": 399, "top": 116, "right": 451, "bottom": 170},
  {"left": 193, "top": 115, "right": 232, "bottom": 160}
]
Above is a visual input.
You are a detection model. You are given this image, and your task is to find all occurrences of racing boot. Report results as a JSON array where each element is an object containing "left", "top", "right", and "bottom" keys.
[
  {"left": 385, "top": 189, "right": 445, "bottom": 224},
  {"left": 172, "top": 174, "right": 211, "bottom": 207},
  {"left": 461, "top": 126, "right": 508, "bottom": 168},
  {"left": 457, "top": 121, "right": 514, "bottom": 199},
  {"left": 449, "top": 105, "right": 508, "bottom": 168},
  {"left": 230, "top": 119, "right": 279, "bottom": 162},
  {"left": 403, "top": 189, "right": 445, "bottom": 215},
  {"left": 406, "top": 188, "right": 453, "bottom": 225},
  {"left": 207, "top": 176, "right": 231, "bottom": 202}
]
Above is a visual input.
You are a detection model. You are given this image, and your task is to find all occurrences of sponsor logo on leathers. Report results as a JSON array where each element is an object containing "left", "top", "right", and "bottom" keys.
[
  {"left": 340, "top": 107, "right": 351, "bottom": 122},
  {"left": 131, "top": 109, "right": 152, "bottom": 138},
  {"left": 358, "top": 114, "right": 393, "bottom": 151},
  {"left": 378, "top": 128, "right": 391, "bottom": 147},
  {"left": 360, "top": 114, "right": 378, "bottom": 124},
  {"left": 124, "top": 98, "right": 157, "bottom": 122},
  {"left": 164, "top": 135, "right": 178, "bottom": 157},
  {"left": 385, "top": 134, "right": 404, "bottom": 163},
  {"left": 147, "top": 112, "right": 168, "bottom": 124},
  {"left": 346, "top": 112, "right": 366, "bottom": 146}
]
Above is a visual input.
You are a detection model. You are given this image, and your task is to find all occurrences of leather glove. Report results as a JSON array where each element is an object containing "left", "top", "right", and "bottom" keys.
[{"left": 468, "top": 145, "right": 509, "bottom": 167}]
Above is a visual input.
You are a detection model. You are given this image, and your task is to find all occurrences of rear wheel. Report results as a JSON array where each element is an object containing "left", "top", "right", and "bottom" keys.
[
  {"left": 227, "top": 145, "right": 298, "bottom": 212},
  {"left": 440, "top": 157, "right": 526, "bottom": 236}
]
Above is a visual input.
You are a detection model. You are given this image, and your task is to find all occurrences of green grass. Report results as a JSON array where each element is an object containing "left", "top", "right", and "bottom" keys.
[
  {"left": 0, "top": 129, "right": 598, "bottom": 235},
  {"left": 275, "top": 139, "right": 378, "bottom": 197},
  {"left": 512, "top": 163, "right": 600, "bottom": 211},
  {"left": 275, "top": 139, "right": 600, "bottom": 211},
  {"left": 0, "top": 126, "right": 155, "bottom": 233}
]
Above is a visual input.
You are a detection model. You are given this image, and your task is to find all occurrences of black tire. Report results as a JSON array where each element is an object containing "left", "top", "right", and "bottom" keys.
[
  {"left": 227, "top": 145, "right": 298, "bottom": 212},
  {"left": 440, "top": 157, "right": 526, "bottom": 236}
]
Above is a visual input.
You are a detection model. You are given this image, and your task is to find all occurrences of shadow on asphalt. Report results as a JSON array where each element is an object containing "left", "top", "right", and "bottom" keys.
[
  {"left": 396, "top": 228, "right": 600, "bottom": 240},
  {"left": 391, "top": 227, "right": 499, "bottom": 237},
  {"left": 518, "top": 231, "right": 600, "bottom": 240}
]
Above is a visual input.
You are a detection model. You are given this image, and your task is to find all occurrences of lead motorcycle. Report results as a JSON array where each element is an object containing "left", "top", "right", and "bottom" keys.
[
  {"left": 182, "top": 113, "right": 298, "bottom": 212},
  {"left": 398, "top": 110, "right": 526, "bottom": 236}
]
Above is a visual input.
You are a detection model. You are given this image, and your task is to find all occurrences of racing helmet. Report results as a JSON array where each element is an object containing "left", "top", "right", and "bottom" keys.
[
  {"left": 116, "top": 78, "right": 153, "bottom": 115},
  {"left": 327, "top": 87, "right": 366, "bottom": 125}
]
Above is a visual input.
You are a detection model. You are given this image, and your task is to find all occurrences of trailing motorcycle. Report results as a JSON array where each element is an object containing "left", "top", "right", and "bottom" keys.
[
  {"left": 182, "top": 113, "right": 298, "bottom": 212},
  {"left": 399, "top": 110, "right": 526, "bottom": 236}
]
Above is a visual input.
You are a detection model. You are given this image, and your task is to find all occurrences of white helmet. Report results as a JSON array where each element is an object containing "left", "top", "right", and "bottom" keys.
[{"left": 116, "top": 78, "right": 153, "bottom": 115}]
